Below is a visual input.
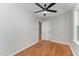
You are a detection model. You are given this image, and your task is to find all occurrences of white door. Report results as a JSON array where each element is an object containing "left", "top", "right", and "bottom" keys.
[{"left": 42, "top": 21, "right": 51, "bottom": 40}]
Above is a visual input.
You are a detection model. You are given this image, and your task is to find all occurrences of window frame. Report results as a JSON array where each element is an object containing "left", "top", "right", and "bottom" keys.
[{"left": 73, "top": 10, "right": 79, "bottom": 45}]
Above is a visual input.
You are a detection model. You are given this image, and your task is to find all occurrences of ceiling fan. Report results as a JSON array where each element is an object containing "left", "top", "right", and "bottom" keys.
[{"left": 34, "top": 3, "right": 57, "bottom": 16}]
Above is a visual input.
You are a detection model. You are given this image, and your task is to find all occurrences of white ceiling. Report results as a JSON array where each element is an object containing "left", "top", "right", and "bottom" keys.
[{"left": 16, "top": 3, "right": 76, "bottom": 19}]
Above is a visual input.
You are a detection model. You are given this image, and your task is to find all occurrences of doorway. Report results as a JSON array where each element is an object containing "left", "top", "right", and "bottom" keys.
[
  {"left": 42, "top": 21, "right": 51, "bottom": 40},
  {"left": 38, "top": 21, "right": 51, "bottom": 41},
  {"left": 38, "top": 21, "right": 42, "bottom": 41}
]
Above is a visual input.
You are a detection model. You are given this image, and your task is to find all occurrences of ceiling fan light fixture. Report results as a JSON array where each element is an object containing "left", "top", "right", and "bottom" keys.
[{"left": 43, "top": 11, "right": 47, "bottom": 14}]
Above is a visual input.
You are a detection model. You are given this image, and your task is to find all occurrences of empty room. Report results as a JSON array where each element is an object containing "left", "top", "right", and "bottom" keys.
[{"left": 0, "top": 3, "right": 79, "bottom": 56}]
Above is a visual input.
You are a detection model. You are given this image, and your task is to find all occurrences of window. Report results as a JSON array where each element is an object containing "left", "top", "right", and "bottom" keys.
[{"left": 74, "top": 10, "right": 79, "bottom": 45}]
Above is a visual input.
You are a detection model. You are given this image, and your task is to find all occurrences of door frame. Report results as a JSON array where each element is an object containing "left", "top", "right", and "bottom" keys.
[{"left": 38, "top": 21, "right": 42, "bottom": 41}]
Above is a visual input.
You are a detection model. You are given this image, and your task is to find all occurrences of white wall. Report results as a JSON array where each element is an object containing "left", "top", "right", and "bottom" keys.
[
  {"left": 43, "top": 13, "right": 70, "bottom": 43},
  {"left": 0, "top": 3, "right": 38, "bottom": 55}
]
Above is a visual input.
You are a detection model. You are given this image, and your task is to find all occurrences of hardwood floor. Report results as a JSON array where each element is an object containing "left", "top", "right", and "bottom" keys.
[{"left": 15, "top": 40, "right": 73, "bottom": 56}]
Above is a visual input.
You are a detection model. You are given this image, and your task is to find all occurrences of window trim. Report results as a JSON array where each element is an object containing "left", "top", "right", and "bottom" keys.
[{"left": 73, "top": 8, "right": 79, "bottom": 45}]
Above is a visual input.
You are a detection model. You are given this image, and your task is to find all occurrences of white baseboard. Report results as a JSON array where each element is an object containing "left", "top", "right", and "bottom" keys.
[
  {"left": 69, "top": 44, "right": 76, "bottom": 56},
  {"left": 9, "top": 41, "right": 38, "bottom": 56},
  {"left": 73, "top": 40, "right": 79, "bottom": 46},
  {"left": 49, "top": 40, "right": 69, "bottom": 45}
]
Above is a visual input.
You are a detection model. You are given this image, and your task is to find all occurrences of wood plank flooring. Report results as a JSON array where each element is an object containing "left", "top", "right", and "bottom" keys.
[{"left": 15, "top": 40, "right": 73, "bottom": 56}]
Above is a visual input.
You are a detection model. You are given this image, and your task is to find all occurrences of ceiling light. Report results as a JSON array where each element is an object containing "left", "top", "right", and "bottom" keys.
[{"left": 43, "top": 11, "right": 47, "bottom": 14}]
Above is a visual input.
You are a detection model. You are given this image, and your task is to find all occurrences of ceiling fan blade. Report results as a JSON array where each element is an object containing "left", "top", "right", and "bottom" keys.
[
  {"left": 47, "top": 10, "right": 57, "bottom": 13},
  {"left": 34, "top": 10, "right": 43, "bottom": 13},
  {"left": 35, "top": 3, "right": 44, "bottom": 10},
  {"left": 46, "top": 3, "right": 56, "bottom": 9}
]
